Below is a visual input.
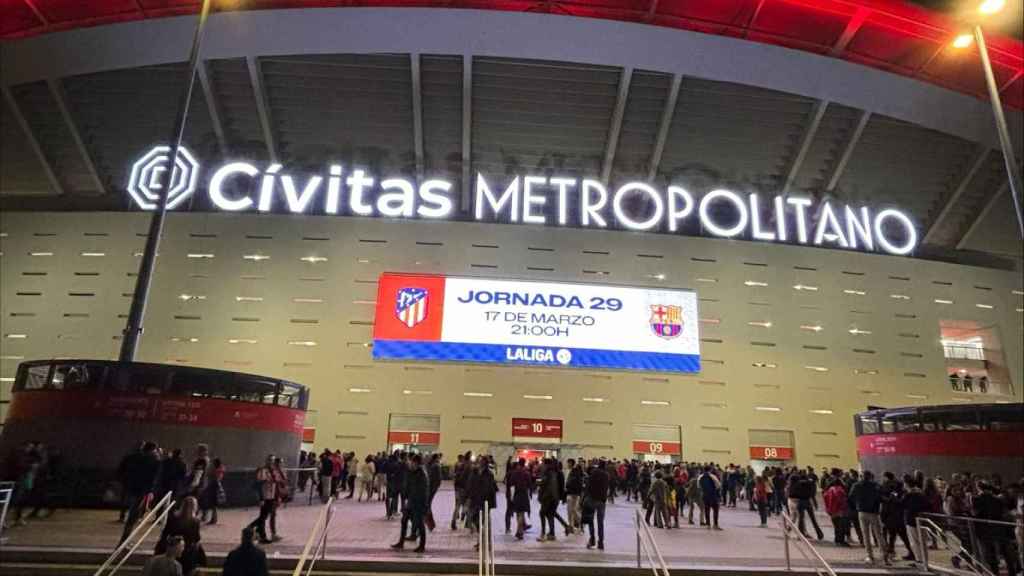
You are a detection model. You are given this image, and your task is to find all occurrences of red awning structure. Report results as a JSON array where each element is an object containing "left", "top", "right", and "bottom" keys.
[{"left": 3, "top": 0, "right": 1022, "bottom": 109}]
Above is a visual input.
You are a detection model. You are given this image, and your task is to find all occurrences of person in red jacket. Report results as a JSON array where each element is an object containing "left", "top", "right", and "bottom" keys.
[{"left": 823, "top": 479, "right": 850, "bottom": 546}]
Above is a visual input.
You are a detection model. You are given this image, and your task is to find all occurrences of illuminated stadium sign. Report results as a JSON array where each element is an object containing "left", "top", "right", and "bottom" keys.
[
  {"left": 371, "top": 273, "right": 701, "bottom": 373},
  {"left": 127, "top": 146, "right": 918, "bottom": 255}
]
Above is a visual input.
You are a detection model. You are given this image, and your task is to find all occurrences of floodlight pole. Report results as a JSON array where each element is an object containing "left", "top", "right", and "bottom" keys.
[
  {"left": 973, "top": 24, "right": 1024, "bottom": 241},
  {"left": 119, "top": 0, "right": 213, "bottom": 362}
]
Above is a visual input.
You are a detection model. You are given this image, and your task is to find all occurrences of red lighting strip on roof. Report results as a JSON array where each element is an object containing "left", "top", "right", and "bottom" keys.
[{"left": 3, "top": 0, "right": 1021, "bottom": 109}]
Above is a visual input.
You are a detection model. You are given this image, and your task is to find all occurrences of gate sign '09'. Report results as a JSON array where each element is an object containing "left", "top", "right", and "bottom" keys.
[{"left": 372, "top": 273, "right": 700, "bottom": 373}]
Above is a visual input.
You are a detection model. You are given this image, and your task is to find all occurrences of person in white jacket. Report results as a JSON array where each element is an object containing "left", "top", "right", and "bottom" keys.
[{"left": 358, "top": 455, "right": 376, "bottom": 502}]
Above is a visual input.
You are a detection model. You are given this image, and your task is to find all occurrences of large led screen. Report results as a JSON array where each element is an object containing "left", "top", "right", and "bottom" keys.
[{"left": 372, "top": 274, "right": 700, "bottom": 373}]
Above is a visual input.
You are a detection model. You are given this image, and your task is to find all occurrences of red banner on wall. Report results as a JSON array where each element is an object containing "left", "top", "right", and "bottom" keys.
[
  {"left": 387, "top": 431, "right": 441, "bottom": 445},
  {"left": 857, "top": 431, "right": 1024, "bottom": 458},
  {"left": 632, "top": 440, "right": 681, "bottom": 455},
  {"left": 7, "top": 389, "right": 304, "bottom": 435},
  {"left": 512, "top": 418, "right": 563, "bottom": 439},
  {"left": 750, "top": 446, "right": 794, "bottom": 460}
]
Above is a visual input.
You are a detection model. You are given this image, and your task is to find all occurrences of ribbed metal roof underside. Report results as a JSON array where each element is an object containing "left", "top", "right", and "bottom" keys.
[{"left": 1, "top": 54, "right": 1020, "bottom": 259}]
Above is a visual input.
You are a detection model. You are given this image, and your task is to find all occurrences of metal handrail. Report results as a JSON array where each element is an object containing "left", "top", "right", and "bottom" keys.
[
  {"left": 292, "top": 496, "right": 335, "bottom": 576},
  {"left": 779, "top": 511, "right": 837, "bottom": 576},
  {"left": 634, "top": 509, "right": 670, "bottom": 576},
  {"left": 94, "top": 491, "right": 174, "bottom": 576},
  {"left": 916, "top": 516, "right": 997, "bottom": 576},
  {"left": 478, "top": 502, "right": 495, "bottom": 576},
  {"left": 921, "top": 511, "right": 1018, "bottom": 527},
  {"left": 0, "top": 485, "right": 14, "bottom": 543}
]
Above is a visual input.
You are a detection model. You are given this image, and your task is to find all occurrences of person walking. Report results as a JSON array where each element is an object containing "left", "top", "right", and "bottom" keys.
[
  {"left": 753, "top": 475, "right": 771, "bottom": 527},
  {"left": 851, "top": 471, "right": 886, "bottom": 565},
  {"left": 158, "top": 449, "right": 187, "bottom": 505},
  {"left": 421, "top": 453, "right": 442, "bottom": 535},
  {"left": 451, "top": 453, "right": 469, "bottom": 530},
  {"left": 537, "top": 459, "right": 561, "bottom": 541},
  {"left": 247, "top": 455, "right": 282, "bottom": 544},
  {"left": 120, "top": 441, "right": 162, "bottom": 545},
  {"left": 881, "top": 472, "right": 913, "bottom": 562},
  {"left": 795, "top": 471, "right": 825, "bottom": 540},
  {"left": 221, "top": 527, "right": 269, "bottom": 576},
  {"left": 972, "top": 481, "right": 1020, "bottom": 575},
  {"left": 509, "top": 459, "right": 533, "bottom": 540},
  {"left": 584, "top": 460, "right": 610, "bottom": 550},
  {"left": 565, "top": 459, "right": 583, "bottom": 532},
  {"left": 824, "top": 479, "right": 850, "bottom": 545},
  {"left": 699, "top": 466, "right": 722, "bottom": 530},
  {"left": 391, "top": 453, "right": 429, "bottom": 553},
  {"left": 902, "top": 478, "right": 929, "bottom": 563},
  {"left": 201, "top": 458, "right": 225, "bottom": 525},
  {"left": 685, "top": 469, "right": 703, "bottom": 525},
  {"left": 649, "top": 471, "right": 670, "bottom": 529},
  {"left": 318, "top": 450, "right": 333, "bottom": 503},
  {"left": 468, "top": 456, "right": 498, "bottom": 551},
  {"left": 358, "top": 455, "right": 376, "bottom": 502}
]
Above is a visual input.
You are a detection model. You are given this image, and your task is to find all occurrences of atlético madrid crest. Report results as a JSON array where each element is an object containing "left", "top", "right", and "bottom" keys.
[
  {"left": 650, "top": 304, "right": 683, "bottom": 339},
  {"left": 396, "top": 287, "right": 429, "bottom": 328}
]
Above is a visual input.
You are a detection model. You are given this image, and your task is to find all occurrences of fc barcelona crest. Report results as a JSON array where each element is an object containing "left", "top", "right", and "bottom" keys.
[
  {"left": 649, "top": 304, "right": 683, "bottom": 339},
  {"left": 396, "top": 287, "right": 429, "bottom": 328}
]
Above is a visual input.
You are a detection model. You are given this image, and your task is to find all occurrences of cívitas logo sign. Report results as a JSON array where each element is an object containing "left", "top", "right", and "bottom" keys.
[{"left": 127, "top": 145, "right": 919, "bottom": 256}]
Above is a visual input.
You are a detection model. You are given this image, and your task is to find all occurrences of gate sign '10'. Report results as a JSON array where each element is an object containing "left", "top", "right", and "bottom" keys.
[{"left": 372, "top": 273, "right": 700, "bottom": 373}]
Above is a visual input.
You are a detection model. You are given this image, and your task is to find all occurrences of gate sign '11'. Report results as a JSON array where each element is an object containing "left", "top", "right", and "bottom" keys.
[{"left": 372, "top": 273, "right": 700, "bottom": 373}]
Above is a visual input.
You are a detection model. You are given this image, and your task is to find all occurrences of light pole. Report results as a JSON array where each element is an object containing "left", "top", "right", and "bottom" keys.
[
  {"left": 119, "top": 0, "right": 214, "bottom": 362},
  {"left": 953, "top": 0, "right": 1024, "bottom": 241}
]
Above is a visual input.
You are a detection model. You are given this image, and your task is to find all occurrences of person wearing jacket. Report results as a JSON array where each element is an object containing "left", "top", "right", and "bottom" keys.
[
  {"left": 565, "top": 459, "right": 584, "bottom": 532},
  {"left": 881, "top": 472, "right": 914, "bottom": 562},
  {"left": 698, "top": 466, "right": 722, "bottom": 530},
  {"left": 536, "top": 460, "right": 561, "bottom": 541},
  {"left": 450, "top": 453, "right": 469, "bottom": 530},
  {"left": 851, "top": 471, "right": 886, "bottom": 565},
  {"left": 972, "top": 481, "right": 1020, "bottom": 576},
  {"left": 467, "top": 456, "right": 498, "bottom": 551},
  {"left": 120, "top": 441, "right": 162, "bottom": 545},
  {"left": 391, "top": 453, "right": 429, "bottom": 553},
  {"left": 824, "top": 479, "right": 850, "bottom": 546},
  {"left": 246, "top": 455, "right": 282, "bottom": 544},
  {"left": 509, "top": 458, "right": 533, "bottom": 540},
  {"left": 790, "top": 472, "right": 825, "bottom": 540},
  {"left": 902, "top": 478, "right": 930, "bottom": 563},
  {"left": 685, "top": 472, "right": 703, "bottom": 525},
  {"left": 648, "top": 471, "right": 670, "bottom": 529},
  {"left": 221, "top": 527, "right": 268, "bottom": 576},
  {"left": 583, "top": 460, "right": 610, "bottom": 550},
  {"left": 753, "top": 475, "right": 771, "bottom": 527}
]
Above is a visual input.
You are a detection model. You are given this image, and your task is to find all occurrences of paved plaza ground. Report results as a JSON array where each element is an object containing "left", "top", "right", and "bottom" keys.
[{"left": 3, "top": 483, "right": 921, "bottom": 573}]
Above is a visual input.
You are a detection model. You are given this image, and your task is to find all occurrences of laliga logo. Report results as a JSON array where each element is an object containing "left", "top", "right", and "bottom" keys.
[{"left": 126, "top": 146, "right": 200, "bottom": 210}]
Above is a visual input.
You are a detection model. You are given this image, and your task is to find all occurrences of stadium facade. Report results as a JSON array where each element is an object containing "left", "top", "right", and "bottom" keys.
[{"left": 1, "top": 4, "right": 1022, "bottom": 470}]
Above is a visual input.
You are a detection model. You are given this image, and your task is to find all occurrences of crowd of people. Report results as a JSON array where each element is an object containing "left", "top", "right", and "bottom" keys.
[
  {"left": 114, "top": 440, "right": 228, "bottom": 576},
  {"left": 2, "top": 441, "right": 62, "bottom": 526},
  {"left": 4, "top": 440, "right": 1022, "bottom": 576}
]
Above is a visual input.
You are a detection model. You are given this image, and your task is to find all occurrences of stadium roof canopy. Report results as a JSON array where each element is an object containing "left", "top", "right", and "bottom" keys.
[{"left": 1, "top": 1, "right": 1022, "bottom": 261}]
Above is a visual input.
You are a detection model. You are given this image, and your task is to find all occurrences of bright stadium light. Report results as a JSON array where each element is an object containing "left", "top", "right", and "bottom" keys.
[
  {"left": 978, "top": 0, "right": 1005, "bottom": 14},
  {"left": 952, "top": 33, "right": 974, "bottom": 48}
]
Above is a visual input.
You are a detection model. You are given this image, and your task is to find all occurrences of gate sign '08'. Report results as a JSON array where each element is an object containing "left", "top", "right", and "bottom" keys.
[{"left": 372, "top": 273, "right": 700, "bottom": 373}]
